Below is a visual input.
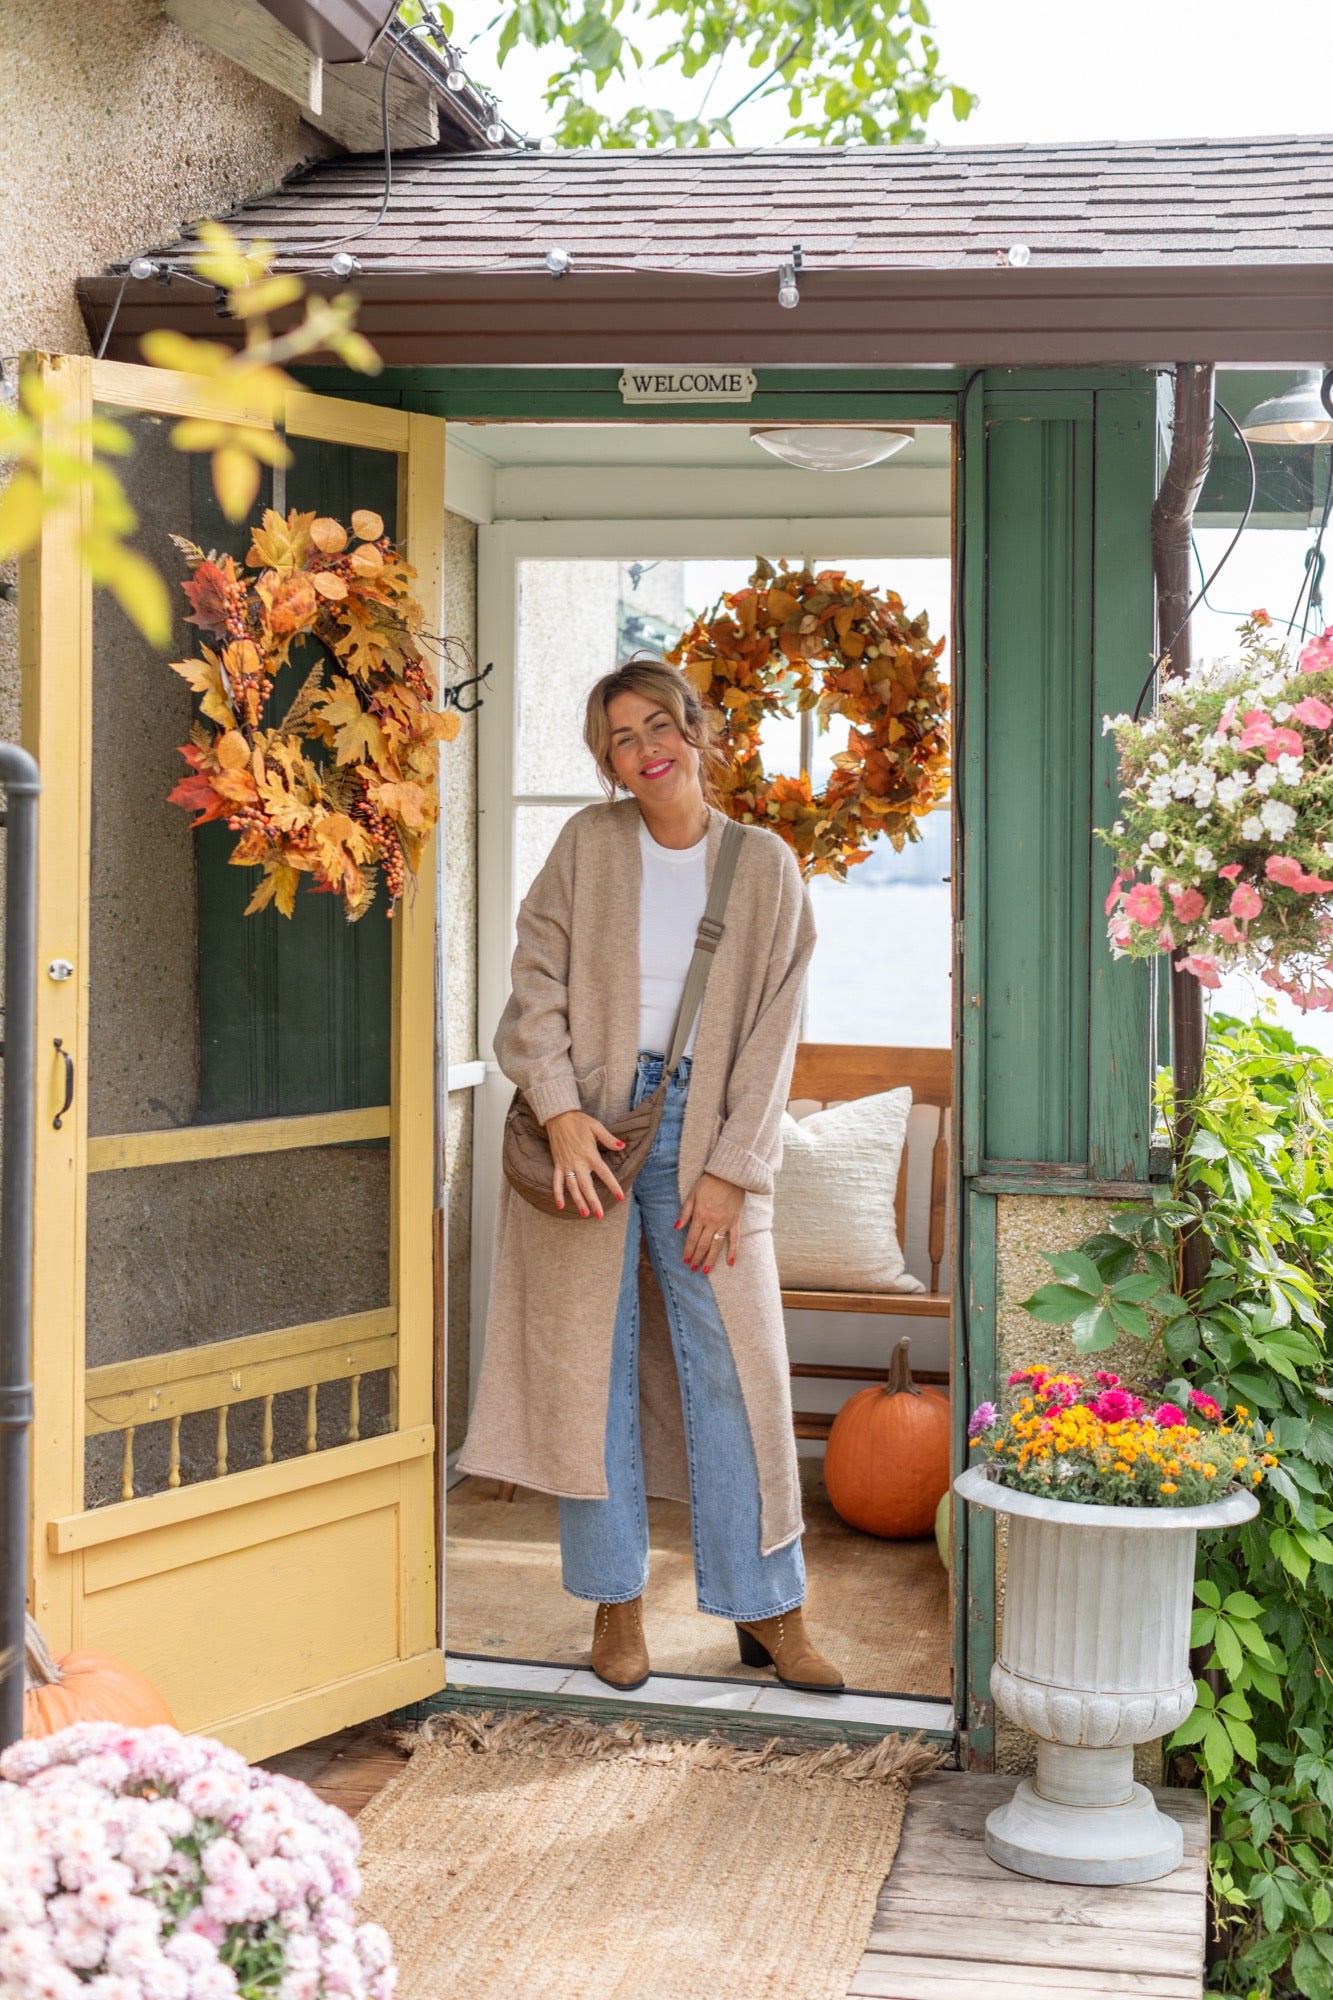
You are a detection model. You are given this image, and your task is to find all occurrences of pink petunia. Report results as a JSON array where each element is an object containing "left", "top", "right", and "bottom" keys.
[
  {"left": 1104, "top": 871, "right": 1127, "bottom": 917},
  {"left": 1292, "top": 695, "right": 1333, "bottom": 730},
  {"left": 1169, "top": 885, "right": 1205, "bottom": 923},
  {"left": 1230, "top": 883, "right": 1263, "bottom": 921},
  {"left": 1237, "top": 709, "right": 1275, "bottom": 750},
  {"left": 1299, "top": 629, "right": 1333, "bottom": 674},
  {"left": 1218, "top": 697, "right": 1238, "bottom": 734},
  {"left": 1123, "top": 881, "right": 1163, "bottom": 927},
  {"left": 1218, "top": 863, "right": 1242, "bottom": 881},
  {"left": 1177, "top": 952, "right": 1223, "bottom": 990},
  {"left": 1265, "top": 854, "right": 1333, "bottom": 894},
  {"left": 1210, "top": 916, "right": 1243, "bottom": 943},
  {"left": 1151, "top": 1403, "right": 1188, "bottom": 1429},
  {"left": 1265, "top": 727, "right": 1305, "bottom": 762}
]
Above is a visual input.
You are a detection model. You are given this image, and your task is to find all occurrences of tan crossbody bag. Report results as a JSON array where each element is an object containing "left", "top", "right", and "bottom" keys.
[{"left": 501, "top": 818, "right": 744, "bottom": 1218}]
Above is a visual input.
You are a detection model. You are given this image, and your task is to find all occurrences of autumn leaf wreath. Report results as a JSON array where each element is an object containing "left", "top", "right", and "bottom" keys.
[
  {"left": 166, "top": 508, "right": 459, "bottom": 919},
  {"left": 668, "top": 559, "right": 951, "bottom": 879}
]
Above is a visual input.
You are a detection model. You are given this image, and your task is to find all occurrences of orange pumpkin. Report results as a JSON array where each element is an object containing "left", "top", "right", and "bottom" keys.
[
  {"left": 23, "top": 1615, "right": 176, "bottom": 1737},
  {"left": 824, "top": 1337, "right": 951, "bottom": 1538}
]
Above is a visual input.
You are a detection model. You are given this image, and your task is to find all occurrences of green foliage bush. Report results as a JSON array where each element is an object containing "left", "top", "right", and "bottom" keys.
[{"left": 1022, "top": 1013, "right": 1333, "bottom": 1999}]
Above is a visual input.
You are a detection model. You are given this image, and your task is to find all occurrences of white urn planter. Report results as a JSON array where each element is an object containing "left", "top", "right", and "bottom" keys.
[{"left": 954, "top": 1462, "right": 1259, "bottom": 1885}]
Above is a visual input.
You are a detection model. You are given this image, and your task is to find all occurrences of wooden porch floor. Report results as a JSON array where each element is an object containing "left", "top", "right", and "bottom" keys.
[{"left": 266, "top": 1731, "right": 1208, "bottom": 2000}]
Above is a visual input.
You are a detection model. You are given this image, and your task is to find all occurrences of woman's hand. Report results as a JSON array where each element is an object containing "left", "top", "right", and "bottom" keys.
[
  {"left": 677, "top": 1172, "right": 744, "bottom": 1273},
  {"left": 544, "top": 1110, "right": 626, "bottom": 1218}
]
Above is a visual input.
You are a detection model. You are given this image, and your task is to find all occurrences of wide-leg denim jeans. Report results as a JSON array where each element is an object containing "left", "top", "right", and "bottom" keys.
[{"left": 559, "top": 1050, "right": 806, "bottom": 1622}]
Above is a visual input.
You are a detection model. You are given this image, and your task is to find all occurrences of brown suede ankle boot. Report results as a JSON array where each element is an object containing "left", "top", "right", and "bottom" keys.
[
  {"left": 589, "top": 1597, "right": 650, "bottom": 1691},
  {"left": 736, "top": 1607, "right": 844, "bottom": 1692}
]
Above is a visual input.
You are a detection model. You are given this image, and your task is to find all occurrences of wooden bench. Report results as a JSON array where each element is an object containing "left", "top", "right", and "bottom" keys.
[{"left": 782, "top": 1043, "right": 951, "bottom": 1441}]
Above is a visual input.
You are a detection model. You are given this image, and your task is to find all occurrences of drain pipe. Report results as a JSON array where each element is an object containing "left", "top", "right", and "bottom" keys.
[
  {"left": 1151, "top": 365, "right": 1214, "bottom": 1287},
  {"left": 0, "top": 743, "right": 41, "bottom": 1753}
]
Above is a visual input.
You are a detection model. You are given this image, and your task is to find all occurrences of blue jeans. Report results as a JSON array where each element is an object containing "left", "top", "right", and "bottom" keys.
[{"left": 559, "top": 1050, "right": 807, "bottom": 1622}]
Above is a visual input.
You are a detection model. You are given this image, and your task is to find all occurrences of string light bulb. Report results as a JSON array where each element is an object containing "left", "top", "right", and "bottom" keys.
[
  {"left": 444, "top": 45, "right": 466, "bottom": 90},
  {"left": 544, "top": 246, "right": 572, "bottom": 278},
  {"left": 128, "top": 256, "right": 158, "bottom": 281},
  {"left": 484, "top": 97, "right": 504, "bottom": 145},
  {"left": 1006, "top": 242, "right": 1032, "bottom": 267},
  {"left": 329, "top": 251, "right": 361, "bottom": 278},
  {"left": 777, "top": 260, "right": 800, "bottom": 310},
  {"left": 538, "top": 134, "right": 557, "bottom": 152}
]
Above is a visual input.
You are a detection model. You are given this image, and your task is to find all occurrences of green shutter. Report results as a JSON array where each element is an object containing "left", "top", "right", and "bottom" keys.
[{"left": 961, "top": 376, "right": 1155, "bottom": 1180}]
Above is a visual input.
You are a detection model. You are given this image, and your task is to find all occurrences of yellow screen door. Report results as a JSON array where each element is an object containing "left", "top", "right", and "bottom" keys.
[{"left": 20, "top": 354, "right": 445, "bottom": 1759}]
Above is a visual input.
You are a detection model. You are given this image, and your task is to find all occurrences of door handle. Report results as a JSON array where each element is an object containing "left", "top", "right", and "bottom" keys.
[{"left": 53, "top": 1037, "right": 74, "bottom": 1130}]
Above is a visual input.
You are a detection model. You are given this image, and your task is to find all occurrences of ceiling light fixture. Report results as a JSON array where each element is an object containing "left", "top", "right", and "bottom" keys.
[
  {"left": 749, "top": 426, "right": 915, "bottom": 472},
  {"left": 1240, "top": 369, "right": 1333, "bottom": 446}
]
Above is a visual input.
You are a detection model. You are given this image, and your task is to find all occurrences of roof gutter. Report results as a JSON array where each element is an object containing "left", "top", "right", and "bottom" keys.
[{"left": 76, "top": 263, "right": 1333, "bottom": 369}]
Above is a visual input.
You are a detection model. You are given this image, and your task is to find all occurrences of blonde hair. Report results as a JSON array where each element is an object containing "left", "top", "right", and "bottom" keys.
[{"left": 583, "top": 655, "right": 725, "bottom": 804}]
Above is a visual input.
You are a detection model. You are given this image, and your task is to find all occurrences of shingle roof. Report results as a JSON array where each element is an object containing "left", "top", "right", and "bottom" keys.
[{"left": 195, "top": 134, "right": 1333, "bottom": 273}]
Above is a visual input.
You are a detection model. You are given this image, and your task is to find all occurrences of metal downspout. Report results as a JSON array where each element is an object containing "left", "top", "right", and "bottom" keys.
[
  {"left": 0, "top": 743, "right": 41, "bottom": 1752},
  {"left": 1151, "top": 364, "right": 1215, "bottom": 1141}
]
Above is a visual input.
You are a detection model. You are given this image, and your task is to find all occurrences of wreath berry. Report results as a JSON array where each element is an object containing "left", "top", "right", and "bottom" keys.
[
  {"left": 667, "top": 559, "right": 950, "bottom": 879},
  {"left": 166, "top": 507, "right": 459, "bottom": 920}
]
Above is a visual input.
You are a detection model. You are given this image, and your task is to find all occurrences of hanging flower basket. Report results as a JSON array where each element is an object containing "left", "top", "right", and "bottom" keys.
[
  {"left": 167, "top": 508, "right": 460, "bottom": 921},
  {"left": 666, "top": 559, "right": 950, "bottom": 879},
  {"left": 1103, "top": 615, "right": 1333, "bottom": 1007}
]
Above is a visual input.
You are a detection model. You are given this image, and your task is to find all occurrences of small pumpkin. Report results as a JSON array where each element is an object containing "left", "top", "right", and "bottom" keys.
[
  {"left": 23, "top": 1614, "right": 176, "bottom": 1737},
  {"left": 824, "top": 1337, "right": 951, "bottom": 1539}
]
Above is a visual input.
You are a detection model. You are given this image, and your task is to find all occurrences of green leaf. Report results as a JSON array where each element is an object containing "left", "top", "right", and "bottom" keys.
[
  {"left": 1046, "top": 1250, "right": 1105, "bottom": 1294},
  {"left": 1213, "top": 1620, "right": 1244, "bottom": 1678},
  {"left": 1070, "top": 1304, "right": 1119, "bottom": 1353},
  {"left": 1112, "top": 1270, "right": 1166, "bottom": 1304},
  {"left": 1022, "top": 1283, "right": 1101, "bottom": 1325},
  {"left": 1189, "top": 1127, "right": 1227, "bottom": 1159},
  {"left": 1107, "top": 1299, "right": 1152, "bottom": 1341}
]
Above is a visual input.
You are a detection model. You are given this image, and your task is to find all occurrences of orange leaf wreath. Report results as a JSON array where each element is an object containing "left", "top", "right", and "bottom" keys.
[
  {"left": 166, "top": 507, "right": 459, "bottom": 919},
  {"left": 666, "top": 559, "right": 950, "bottom": 879}
]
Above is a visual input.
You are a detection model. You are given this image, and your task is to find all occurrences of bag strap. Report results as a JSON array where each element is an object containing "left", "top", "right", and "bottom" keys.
[{"left": 662, "top": 818, "right": 744, "bottom": 1078}]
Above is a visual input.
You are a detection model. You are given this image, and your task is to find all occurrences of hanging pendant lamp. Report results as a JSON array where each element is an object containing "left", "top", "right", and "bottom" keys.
[{"left": 1239, "top": 369, "right": 1333, "bottom": 446}]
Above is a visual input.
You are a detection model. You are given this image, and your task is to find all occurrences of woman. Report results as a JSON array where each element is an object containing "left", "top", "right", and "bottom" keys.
[{"left": 458, "top": 657, "right": 842, "bottom": 1695}]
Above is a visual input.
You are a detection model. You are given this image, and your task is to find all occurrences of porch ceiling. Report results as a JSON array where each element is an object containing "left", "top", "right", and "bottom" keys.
[{"left": 78, "top": 134, "right": 1333, "bottom": 367}]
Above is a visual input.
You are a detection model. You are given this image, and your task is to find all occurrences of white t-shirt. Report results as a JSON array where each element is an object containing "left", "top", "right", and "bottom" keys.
[{"left": 638, "top": 815, "right": 708, "bottom": 1059}]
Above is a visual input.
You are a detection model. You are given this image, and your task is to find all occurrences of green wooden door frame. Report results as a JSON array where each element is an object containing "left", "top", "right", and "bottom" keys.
[{"left": 293, "top": 361, "right": 1159, "bottom": 1760}]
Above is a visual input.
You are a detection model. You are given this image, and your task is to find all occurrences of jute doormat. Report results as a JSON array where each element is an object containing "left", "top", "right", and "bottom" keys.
[{"left": 354, "top": 1712, "right": 942, "bottom": 2000}]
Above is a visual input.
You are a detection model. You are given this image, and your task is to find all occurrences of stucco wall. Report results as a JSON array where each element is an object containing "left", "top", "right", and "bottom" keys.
[
  {"left": 0, "top": 0, "right": 325, "bottom": 753},
  {"left": 992, "top": 1189, "right": 1164, "bottom": 1780}
]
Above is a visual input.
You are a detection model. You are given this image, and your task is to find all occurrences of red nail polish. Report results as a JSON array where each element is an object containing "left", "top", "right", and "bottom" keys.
[
  {"left": 616, "top": 1192, "right": 624, "bottom": 1201},
  {"left": 580, "top": 1208, "right": 588, "bottom": 1218},
  {"left": 703, "top": 1265, "right": 711, "bottom": 1274},
  {"left": 673, "top": 1221, "right": 681, "bottom": 1230}
]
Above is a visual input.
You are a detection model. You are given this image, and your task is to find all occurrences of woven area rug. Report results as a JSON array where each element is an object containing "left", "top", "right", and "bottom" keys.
[{"left": 355, "top": 1712, "right": 941, "bottom": 2000}]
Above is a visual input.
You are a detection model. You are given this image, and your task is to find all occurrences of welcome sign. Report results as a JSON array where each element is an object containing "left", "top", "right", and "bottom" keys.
[{"left": 618, "top": 367, "right": 758, "bottom": 405}]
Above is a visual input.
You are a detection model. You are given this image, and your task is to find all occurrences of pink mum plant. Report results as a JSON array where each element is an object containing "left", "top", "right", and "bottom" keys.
[{"left": 0, "top": 1724, "right": 396, "bottom": 2000}]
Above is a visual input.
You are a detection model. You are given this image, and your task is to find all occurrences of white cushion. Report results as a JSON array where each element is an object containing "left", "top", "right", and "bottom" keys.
[{"left": 772, "top": 1087, "right": 924, "bottom": 1294}]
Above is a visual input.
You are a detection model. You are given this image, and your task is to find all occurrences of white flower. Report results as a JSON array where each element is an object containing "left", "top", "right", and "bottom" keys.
[
  {"left": 1195, "top": 848, "right": 1215, "bottom": 871},
  {"left": 1148, "top": 830, "right": 1168, "bottom": 850},
  {"left": 1276, "top": 753, "right": 1303, "bottom": 784},
  {"left": 1147, "top": 778, "right": 1174, "bottom": 809},
  {"left": 1241, "top": 816, "right": 1265, "bottom": 842},
  {"left": 1193, "top": 771, "right": 1217, "bottom": 807},
  {"left": 1252, "top": 762, "right": 1278, "bottom": 793},
  {"left": 1215, "top": 773, "right": 1247, "bottom": 807},
  {"left": 1261, "top": 799, "right": 1298, "bottom": 840},
  {"left": 1150, "top": 750, "right": 1169, "bottom": 768},
  {"left": 1274, "top": 702, "right": 1293, "bottom": 721},
  {"left": 1171, "top": 766, "right": 1199, "bottom": 798}
]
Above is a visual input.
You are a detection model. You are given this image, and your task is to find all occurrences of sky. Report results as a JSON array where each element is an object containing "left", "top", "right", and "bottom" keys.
[{"left": 457, "top": 0, "right": 1333, "bottom": 150}]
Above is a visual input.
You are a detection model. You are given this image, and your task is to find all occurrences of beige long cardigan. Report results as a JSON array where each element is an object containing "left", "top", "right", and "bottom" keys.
[{"left": 457, "top": 795, "right": 815, "bottom": 1557}]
